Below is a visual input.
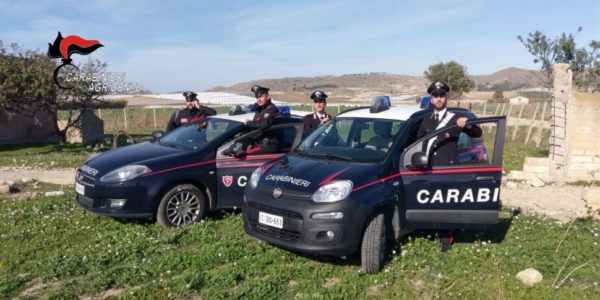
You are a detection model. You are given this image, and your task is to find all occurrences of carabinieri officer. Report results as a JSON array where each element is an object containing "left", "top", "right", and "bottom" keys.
[
  {"left": 303, "top": 90, "right": 332, "bottom": 136},
  {"left": 245, "top": 85, "right": 280, "bottom": 154},
  {"left": 166, "top": 91, "right": 217, "bottom": 132}
]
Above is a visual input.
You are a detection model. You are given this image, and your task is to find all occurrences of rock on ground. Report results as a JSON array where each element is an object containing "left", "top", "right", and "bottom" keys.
[{"left": 516, "top": 268, "right": 543, "bottom": 286}]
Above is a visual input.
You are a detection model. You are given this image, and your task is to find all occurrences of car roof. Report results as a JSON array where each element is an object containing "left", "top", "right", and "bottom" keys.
[
  {"left": 209, "top": 110, "right": 313, "bottom": 123},
  {"left": 338, "top": 105, "right": 421, "bottom": 121}
]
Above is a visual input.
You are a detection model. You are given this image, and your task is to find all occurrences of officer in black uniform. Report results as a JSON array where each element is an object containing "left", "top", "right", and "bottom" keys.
[
  {"left": 417, "top": 81, "right": 482, "bottom": 253},
  {"left": 303, "top": 90, "right": 332, "bottom": 136},
  {"left": 417, "top": 81, "right": 481, "bottom": 165},
  {"left": 166, "top": 91, "right": 217, "bottom": 132},
  {"left": 244, "top": 85, "right": 280, "bottom": 154}
]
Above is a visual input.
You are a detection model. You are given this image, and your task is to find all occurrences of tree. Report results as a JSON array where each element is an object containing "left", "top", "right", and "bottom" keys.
[
  {"left": 0, "top": 42, "right": 110, "bottom": 144},
  {"left": 491, "top": 90, "right": 505, "bottom": 103},
  {"left": 517, "top": 27, "right": 600, "bottom": 91},
  {"left": 424, "top": 61, "right": 475, "bottom": 99}
]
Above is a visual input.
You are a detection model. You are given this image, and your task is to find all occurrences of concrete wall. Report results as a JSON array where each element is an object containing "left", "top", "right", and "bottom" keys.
[
  {"left": 509, "top": 96, "right": 529, "bottom": 105},
  {"left": 0, "top": 110, "right": 57, "bottom": 145},
  {"left": 566, "top": 92, "right": 600, "bottom": 181}
]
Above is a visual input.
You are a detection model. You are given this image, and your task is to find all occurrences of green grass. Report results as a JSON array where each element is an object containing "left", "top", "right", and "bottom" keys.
[{"left": 0, "top": 191, "right": 598, "bottom": 299}]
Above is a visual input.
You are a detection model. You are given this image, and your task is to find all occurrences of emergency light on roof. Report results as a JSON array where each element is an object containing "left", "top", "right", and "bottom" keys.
[
  {"left": 279, "top": 106, "right": 291, "bottom": 116},
  {"left": 370, "top": 96, "right": 391, "bottom": 113},
  {"left": 420, "top": 95, "right": 431, "bottom": 109}
]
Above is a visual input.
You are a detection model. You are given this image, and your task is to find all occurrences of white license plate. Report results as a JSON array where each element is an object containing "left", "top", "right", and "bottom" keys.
[
  {"left": 75, "top": 182, "right": 85, "bottom": 195},
  {"left": 258, "top": 211, "right": 283, "bottom": 229}
]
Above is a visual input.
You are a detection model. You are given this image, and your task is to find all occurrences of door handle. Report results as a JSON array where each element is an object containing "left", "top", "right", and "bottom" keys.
[{"left": 475, "top": 176, "right": 495, "bottom": 182}]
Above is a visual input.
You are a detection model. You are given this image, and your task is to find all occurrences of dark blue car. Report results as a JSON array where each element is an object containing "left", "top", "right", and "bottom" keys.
[
  {"left": 243, "top": 100, "right": 506, "bottom": 273},
  {"left": 75, "top": 109, "right": 309, "bottom": 227}
]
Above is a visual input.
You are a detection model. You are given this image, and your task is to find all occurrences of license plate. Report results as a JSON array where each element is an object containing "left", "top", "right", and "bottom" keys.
[
  {"left": 258, "top": 211, "right": 283, "bottom": 229},
  {"left": 75, "top": 182, "right": 85, "bottom": 195}
]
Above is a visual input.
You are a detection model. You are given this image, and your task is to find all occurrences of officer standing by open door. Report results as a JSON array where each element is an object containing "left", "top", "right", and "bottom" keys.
[
  {"left": 303, "top": 90, "right": 332, "bottom": 136},
  {"left": 418, "top": 81, "right": 482, "bottom": 252}
]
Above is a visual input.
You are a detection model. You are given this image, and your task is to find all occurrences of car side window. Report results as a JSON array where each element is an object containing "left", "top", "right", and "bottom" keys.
[{"left": 403, "top": 120, "right": 499, "bottom": 168}]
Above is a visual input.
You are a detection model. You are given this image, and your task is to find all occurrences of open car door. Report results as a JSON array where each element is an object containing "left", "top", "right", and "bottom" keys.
[
  {"left": 399, "top": 117, "right": 506, "bottom": 230},
  {"left": 215, "top": 124, "right": 303, "bottom": 208}
]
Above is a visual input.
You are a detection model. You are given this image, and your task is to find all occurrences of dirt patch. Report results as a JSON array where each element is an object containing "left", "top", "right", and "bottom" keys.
[
  {"left": 501, "top": 184, "right": 589, "bottom": 223},
  {"left": 322, "top": 277, "right": 341, "bottom": 289},
  {"left": 0, "top": 167, "right": 75, "bottom": 185},
  {"left": 366, "top": 284, "right": 383, "bottom": 296},
  {"left": 18, "top": 279, "right": 61, "bottom": 298}
]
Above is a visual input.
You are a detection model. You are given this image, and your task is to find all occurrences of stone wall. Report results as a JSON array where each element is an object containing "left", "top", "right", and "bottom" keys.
[
  {"left": 565, "top": 92, "right": 600, "bottom": 181},
  {"left": 0, "top": 110, "right": 57, "bottom": 145}
]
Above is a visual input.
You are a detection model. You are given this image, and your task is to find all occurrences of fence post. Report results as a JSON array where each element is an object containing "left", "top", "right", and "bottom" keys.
[
  {"left": 153, "top": 107, "right": 157, "bottom": 129},
  {"left": 525, "top": 102, "right": 540, "bottom": 144},
  {"left": 499, "top": 103, "right": 507, "bottom": 116},
  {"left": 493, "top": 104, "right": 500, "bottom": 116},
  {"left": 123, "top": 107, "right": 128, "bottom": 130},
  {"left": 98, "top": 108, "right": 102, "bottom": 120},
  {"left": 482, "top": 103, "right": 487, "bottom": 116},
  {"left": 512, "top": 104, "right": 526, "bottom": 141},
  {"left": 535, "top": 102, "right": 548, "bottom": 147},
  {"left": 337, "top": 105, "right": 340, "bottom": 114}
]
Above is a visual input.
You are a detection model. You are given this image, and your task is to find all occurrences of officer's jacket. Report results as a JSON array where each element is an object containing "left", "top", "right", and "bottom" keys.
[
  {"left": 246, "top": 100, "right": 279, "bottom": 130},
  {"left": 303, "top": 112, "right": 332, "bottom": 136},
  {"left": 166, "top": 106, "right": 217, "bottom": 132},
  {"left": 417, "top": 110, "right": 481, "bottom": 165}
]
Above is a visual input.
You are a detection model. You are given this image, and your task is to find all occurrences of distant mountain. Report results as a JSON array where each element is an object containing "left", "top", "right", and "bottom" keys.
[
  {"left": 472, "top": 67, "right": 544, "bottom": 91},
  {"left": 206, "top": 68, "right": 543, "bottom": 102}
]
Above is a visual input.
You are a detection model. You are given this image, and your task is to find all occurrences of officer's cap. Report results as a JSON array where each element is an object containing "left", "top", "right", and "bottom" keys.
[
  {"left": 310, "top": 90, "right": 328, "bottom": 102},
  {"left": 251, "top": 85, "right": 270, "bottom": 98},
  {"left": 183, "top": 91, "right": 198, "bottom": 101},
  {"left": 427, "top": 81, "right": 450, "bottom": 96}
]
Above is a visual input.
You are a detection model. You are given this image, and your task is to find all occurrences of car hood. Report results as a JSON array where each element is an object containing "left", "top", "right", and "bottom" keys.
[
  {"left": 82, "top": 141, "right": 185, "bottom": 176},
  {"left": 259, "top": 154, "right": 381, "bottom": 194}
]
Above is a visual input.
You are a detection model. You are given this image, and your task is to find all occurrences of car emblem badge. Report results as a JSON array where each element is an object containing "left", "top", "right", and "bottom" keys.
[
  {"left": 273, "top": 187, "right": 282, "bottom": 198},
  {"left": 222, "top": 175, "right": 233, "bottom": 187}
]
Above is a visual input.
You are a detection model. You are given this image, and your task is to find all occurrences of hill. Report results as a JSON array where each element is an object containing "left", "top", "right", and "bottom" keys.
[{"left": 206, "top": 68, "right": 543, "bottom": 103}]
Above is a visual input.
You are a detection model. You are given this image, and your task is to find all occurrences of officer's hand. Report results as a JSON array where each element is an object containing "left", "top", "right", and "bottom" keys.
[
  {"left": 320, "top": 116, "right": 331, "bottom": 125},
  {"left": 456, "top": 117, "right": 468, "bottom": 128},
  {"left": 194, "top": 101, "right": 200, "bottom": 109}
]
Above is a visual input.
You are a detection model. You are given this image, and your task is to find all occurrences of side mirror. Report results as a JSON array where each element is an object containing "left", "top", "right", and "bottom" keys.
[
  {"left": 224, "top": 143, "right": 246, "bottom": 158},
  {"left": 152, "top": 131, "right": 164, "bottom": 141},
  {"left": 410, "top": 151, "right": 428, "bottom": 169}
]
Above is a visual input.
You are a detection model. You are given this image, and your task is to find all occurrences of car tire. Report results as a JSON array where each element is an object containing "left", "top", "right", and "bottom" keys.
[
  {"left": 157, "top": 184, "right": 206, "bottom": 228},
  {"left": 361, "top": 211, "right": 386, "bottom": 274}
]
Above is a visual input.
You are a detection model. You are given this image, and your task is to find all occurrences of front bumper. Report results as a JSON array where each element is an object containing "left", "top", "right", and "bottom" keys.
[
  {"left": 74, "top": 176, "right": 154, "bottom": 218},
  {"left": 243, "top": 187, "right": 369, "bottom": 256}
]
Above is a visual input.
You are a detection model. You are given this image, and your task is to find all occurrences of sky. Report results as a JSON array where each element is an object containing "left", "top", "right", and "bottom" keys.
[{"left": 1, "top": 0, "right": 599, "bottom": 93}]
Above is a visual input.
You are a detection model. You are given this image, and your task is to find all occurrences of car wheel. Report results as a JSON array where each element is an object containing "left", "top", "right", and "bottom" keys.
[
  {"left": 361, "top": 212, "right": 386, "bottom": 274},
  {"left": 157, "top": 184, "right": 206, "bottom": 227}
]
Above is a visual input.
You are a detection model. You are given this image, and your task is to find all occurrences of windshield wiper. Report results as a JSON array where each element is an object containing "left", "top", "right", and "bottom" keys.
[
  {"left": 308, "top": 152, "right": 353, "bottom": 161},
  {"left": 160, "top": 142, "right": 186, "bottom": 150}
]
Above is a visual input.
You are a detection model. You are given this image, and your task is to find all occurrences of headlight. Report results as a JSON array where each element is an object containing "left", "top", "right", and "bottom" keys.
[
  {"left": 249, "top": 167, "right": 262, "bottom": 189},
  {"left": 100, "top": 165, "right": 152, "bottom": 183},
  {"left": 312, "top": 180, "right": 353, "bottom": 203}
]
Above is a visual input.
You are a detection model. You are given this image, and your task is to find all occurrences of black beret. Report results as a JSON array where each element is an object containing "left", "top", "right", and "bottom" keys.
[
  {"left": 251, "top": 85, "right": 270, "bottom": 97},
  {"left": 310, "top": 90, "right": 328, "bottom": 102},
  {"left": 183, "top": 91, "right": 198, "bottom": 101},
  {"left": 427, "top": 81, "right": 450, "bottom": 95}
]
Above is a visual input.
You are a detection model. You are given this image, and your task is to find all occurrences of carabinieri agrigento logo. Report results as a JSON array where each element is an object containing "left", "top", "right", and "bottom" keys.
[{"left": 47, "top": 32, "right": 103, "bottom": 89}]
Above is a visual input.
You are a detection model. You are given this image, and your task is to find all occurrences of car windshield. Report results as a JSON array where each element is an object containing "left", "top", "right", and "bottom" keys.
[
  {"left": 296, "top": 117, "right": 405, "bottom": 162},
  {"left": 158, "top": 118, "right": 243, "bottom": 150}
]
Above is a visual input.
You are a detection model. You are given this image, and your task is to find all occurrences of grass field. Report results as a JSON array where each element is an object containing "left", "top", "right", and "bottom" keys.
[{"left": 0, "top": 186, "right": 598, "bottom": 299}]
